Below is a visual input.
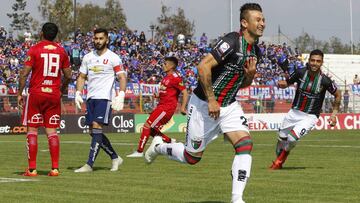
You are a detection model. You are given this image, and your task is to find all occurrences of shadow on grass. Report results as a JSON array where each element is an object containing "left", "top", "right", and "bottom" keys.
[
  {"left": 66, "top": 166, "right": 109, "bottom": 171},
  {"left": 14, "top": 170, "right": 49, "bottom": 176}
]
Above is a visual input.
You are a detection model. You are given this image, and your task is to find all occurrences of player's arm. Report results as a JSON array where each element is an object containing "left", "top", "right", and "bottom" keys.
[
  {"left": 197, "top": 53, "right": 220, "bottom": 119},
  {"left": 180, "top": 88, "right": 189, "bottom": 115},
  {"left": 17, "top": 65, "right": 32, "bottom": 110},
  {"left": 112, "top": 64, "right": 127, "bottom": 111},
  {"left": 60, "top": 68, "right": 72, "bottom": 95}
]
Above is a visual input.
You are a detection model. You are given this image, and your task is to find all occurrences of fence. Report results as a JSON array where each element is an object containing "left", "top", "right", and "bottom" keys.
[{"left": 1, "top": 84, "right": 360, "bottom": 115}]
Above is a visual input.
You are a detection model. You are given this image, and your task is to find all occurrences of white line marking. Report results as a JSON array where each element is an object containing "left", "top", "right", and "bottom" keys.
[{"left": 0, "top": 178, "right": 39, "bottom": 183}]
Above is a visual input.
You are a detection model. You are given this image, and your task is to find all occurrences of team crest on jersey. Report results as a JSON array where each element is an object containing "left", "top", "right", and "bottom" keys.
[
  {"left": 103, "top": 59, "right": 108, "bottom": 64},
  {"left": 43, "top": 45, "right": 57, "bottom": 50},
  {"left": 219, "top": 42, "right": 230, "bottom": 54},
  {"left": 191, "top": 139, "right": 202, "bottom": 150},
  {"left": 89, "top": 66, "right": 104, "bottom": 73},
  {"left": 25, "top": 56, "right": 31, "bottom": 62},
  {"left": 179, "top": 81, "right": 184, "bottom": 87}
]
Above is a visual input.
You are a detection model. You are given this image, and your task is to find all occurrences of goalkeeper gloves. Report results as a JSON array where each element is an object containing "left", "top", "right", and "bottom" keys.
[
  {"left": 75, "top": 91, "right": 83, "bottom": 109},
  {"left": 112, "top": 91, "right": 125, "bottom": 111}
]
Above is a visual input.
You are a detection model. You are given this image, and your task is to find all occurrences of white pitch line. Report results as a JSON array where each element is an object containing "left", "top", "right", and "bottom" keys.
[
  {"left": 256, "top": 144, "right": 360, "bottom": 148},
  {"left": 0, "top": 178, "right": 39, "bottom": 183},
  {"left": 0, "top": 140, "right": 359, "bottom": 148}
]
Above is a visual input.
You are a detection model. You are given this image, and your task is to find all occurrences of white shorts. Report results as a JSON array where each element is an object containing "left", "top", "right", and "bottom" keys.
[
  {"left": 279, "top": 109, "right": 318, "bottom": 139},
  {"left": 185, "top": 94, "right": 249, "bottom": 153}
]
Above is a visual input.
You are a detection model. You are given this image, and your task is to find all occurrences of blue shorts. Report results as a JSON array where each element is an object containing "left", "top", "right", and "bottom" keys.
[{"left": 85, "top": 99, "right": 112, "bottom": 126}]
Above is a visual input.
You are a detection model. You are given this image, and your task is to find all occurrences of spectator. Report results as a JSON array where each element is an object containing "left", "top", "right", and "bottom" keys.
[
  {"left": 343, "top": 90, "right": 350, "bottom": 113},
  {"left": 353, "top": 74, "right": 360, "bottom": 84}
]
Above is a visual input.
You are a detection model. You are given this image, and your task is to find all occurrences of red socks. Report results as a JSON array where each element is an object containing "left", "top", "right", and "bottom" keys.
[
  {"left": 47, "top": 132, "right": 60, "bottom": 169},
  {"left": 26, "top": 132, "right": 38, "bottom": 169}
]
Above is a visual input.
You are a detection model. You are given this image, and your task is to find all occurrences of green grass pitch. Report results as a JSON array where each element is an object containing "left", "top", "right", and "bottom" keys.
[{"left": 0, "top": 130, "right": 359, "bottom": 203}]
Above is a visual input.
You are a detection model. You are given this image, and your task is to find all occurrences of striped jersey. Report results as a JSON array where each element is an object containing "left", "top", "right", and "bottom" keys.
[
  {"left": 193, "top": 32, "right": 259, "bottom": 107},
  {"left": 287, "top": 67, "right": 337, "bottom": 116}
]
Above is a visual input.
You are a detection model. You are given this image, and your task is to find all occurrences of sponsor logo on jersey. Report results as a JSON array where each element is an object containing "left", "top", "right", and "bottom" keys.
[
  {"left": 89, "top": 66, "right": 104, "bottom": 73},
  {"left": 219, "top": 42, "right": 230, "bottom": 54},
  {"left": 41, "top": 87, "right": 53, "bottom": 93},
  {"left": 43, "top": 45, "right": 57, "bottom": 50}
]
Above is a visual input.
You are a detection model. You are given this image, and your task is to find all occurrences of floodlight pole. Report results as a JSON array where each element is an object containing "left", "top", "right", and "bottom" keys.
[{"left": 350, "top": 0, "right": 353, "bottom": 54}]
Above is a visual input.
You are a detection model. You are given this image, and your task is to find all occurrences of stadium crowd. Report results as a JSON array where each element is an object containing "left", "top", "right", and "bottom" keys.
[
  {"left": 0, "top": 26, "right": 306, "bottom": 89},
  {"left": 0, "top": 26, "right": 307, "bottom": 113}
]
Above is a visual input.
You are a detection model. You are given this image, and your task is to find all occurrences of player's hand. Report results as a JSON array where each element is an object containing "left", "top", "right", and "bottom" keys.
[
  {"left": 328, "top": 114, "right": 337, "bottom": 127},
  {"left": 17, "top": 94, "right": 24, "bottom": 112},
  {"left": 180, "top": 107, "right": 187, "bottom": 115},
  {"left": 244, "top": 56, "right": 257, "bottom": 77},
  {"left": 75, "top": 91, "right": 83, "bottom": 110},
  {"left": 277, "top": 80, "right": 288, "bottom": 88},
  {"left": 208, "top": 98, "right": 220, "bottom": 120},
  {"left": 112, "top": 91, "right": 125, "bottom": 111}
]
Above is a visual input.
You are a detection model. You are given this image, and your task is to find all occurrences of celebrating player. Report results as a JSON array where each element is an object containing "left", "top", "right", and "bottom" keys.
[
  {"left": 127, "top": 56, "right": 188, "bottom": 158},
  {"left": 18, "top": 22, "right": 72, "bottom": 176},
  {"left": 269, "top": 49, "right": 341, "bottom": 170},
  {"left": 144, "top": 3, "right": 265, "bottom": 203},
  {"left": 74, "top": 28, "right": 126, "bottom": 173}
]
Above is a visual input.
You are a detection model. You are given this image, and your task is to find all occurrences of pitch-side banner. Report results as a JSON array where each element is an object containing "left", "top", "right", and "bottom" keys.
[
  {"left": 246, "top": 113, "right": 360, "bottom": 131},
  {"left": 236, "top": 86, "right": 296, "bottom": 101},
  {"left": 0, "top": 113, "right": 135, "bottom": 135}
]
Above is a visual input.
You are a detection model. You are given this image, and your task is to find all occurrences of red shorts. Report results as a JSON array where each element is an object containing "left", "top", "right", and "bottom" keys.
[
  {"left": 147, "top": 107, "right": 175, "bottom": 129},
  {"left": 22, "top": 93, "right": 61, "bottom": 128}
]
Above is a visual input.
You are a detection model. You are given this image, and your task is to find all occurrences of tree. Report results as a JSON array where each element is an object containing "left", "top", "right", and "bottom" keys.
[
  {"left": 38, "top": 0, "right": 74, "bottom": 40},
  {"left": 103, "top": 0, "right": 127, "bottom": 29},
  {"left": 156, "top": 5, "right": 195, "bottom": 38},
  {"left": 7, "top": 0, "right": 31, "bottom": 32},
  {"left": 76, "top": 0, "right": 127, "bottom": 32}
]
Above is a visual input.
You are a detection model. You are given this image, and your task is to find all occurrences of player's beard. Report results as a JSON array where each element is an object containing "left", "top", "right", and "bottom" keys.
[{"left": 94, "top": 42, "right": 107, "bottom": 51}]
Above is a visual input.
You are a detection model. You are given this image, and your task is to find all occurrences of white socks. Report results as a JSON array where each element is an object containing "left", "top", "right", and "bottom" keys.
[
  {"left": 231, "top": 154, "right": 252, "bottom": 203},
  {"left": 156, "top": 142, "right": 187, "bottom": 163}
]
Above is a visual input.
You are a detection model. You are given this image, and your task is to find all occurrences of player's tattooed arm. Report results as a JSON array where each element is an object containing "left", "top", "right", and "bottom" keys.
[
  {"left": 17, "top": 65, "right": 32, "bottom": 110},
  {"left": 197, "top": 53, "right": 220, "bottom": 119}
]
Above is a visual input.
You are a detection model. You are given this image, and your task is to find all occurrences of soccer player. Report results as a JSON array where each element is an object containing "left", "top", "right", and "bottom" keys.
[
  {"left": 127, "top": 56, "right": 188, "bottom": 158},
  {"left": 74, "top": 28, "right": 126, "bottom": 173},
  {"left": 145, "top": 3, "right": 265, "bottom": 203},
  {"left": 17, "top": 22, "right": 72, "bottom": 176},
  {"left": 269, "top": 49, "right": 341, "bottom": 170}
]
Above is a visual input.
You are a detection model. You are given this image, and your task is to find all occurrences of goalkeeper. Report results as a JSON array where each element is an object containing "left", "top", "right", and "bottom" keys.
[{"left": 74, "top": 28, "right": 126, "bottom": 173}]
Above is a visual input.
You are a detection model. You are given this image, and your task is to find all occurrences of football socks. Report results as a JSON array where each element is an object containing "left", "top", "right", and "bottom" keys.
[
  {"left": 47, "top": 132, "right": 60, "bottom": 169},
  {"left": 26, "top": 131, "right": 38, "bottom": 170}
]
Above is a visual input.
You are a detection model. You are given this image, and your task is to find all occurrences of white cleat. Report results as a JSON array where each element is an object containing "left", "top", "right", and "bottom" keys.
[
  {"left": 232, "top": 200, "right": 245, "bottom": 203},
  {"left": 171, "top": 138, "right": 176, "bottom": 143},
  {"left": 144, "top": 136, "right": 163, "bottom": 164},
  {"left": 74, "top": 164, "right": 93, "bottom": 173},
  {"left": 126, "top": 151, "right": 144, "bottom": 158},
  {"left": 110, "top": 156, "right": 123, "bottom": 171}
]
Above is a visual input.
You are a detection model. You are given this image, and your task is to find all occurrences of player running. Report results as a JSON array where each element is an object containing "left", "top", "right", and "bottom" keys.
[
  {"left": 270, "top": 49, "right": 341, "bottom": 170},
  {"left": 18, "top": 22, "right": 72, "bottom": 176},
  {"left": 145, "top": 3, "right": 265, "bottom": 203},
  {"left": 127, "top": 56, "right": 188, "bottom": 158},
  {"left": 74, "top": 28, "right": 126, "bottom": 173}
]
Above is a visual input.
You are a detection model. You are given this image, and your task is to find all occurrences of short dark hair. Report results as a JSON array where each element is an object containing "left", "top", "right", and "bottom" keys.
[
  {"left": 94, "top": 28, "right": 108, "bottom": 37},
  {"left": 240, "top": 3, "right": 262, "bottom": 21},
  {"left": 310, "top": 49, "right": 324, "bottom": 59},
  {"left": 165, "top": 56, "right": 178, "bottom": 67},
  {"left": 42, "top": 22, "right": 58, "bottom": 41}
]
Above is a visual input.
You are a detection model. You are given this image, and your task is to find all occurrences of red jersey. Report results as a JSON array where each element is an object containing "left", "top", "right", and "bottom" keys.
[
  {"left": 24, "top": 40, "right": 70, "bottom": 97},
  {"left": 157, "top": 72, "right": 185, "bottom": 110}
]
